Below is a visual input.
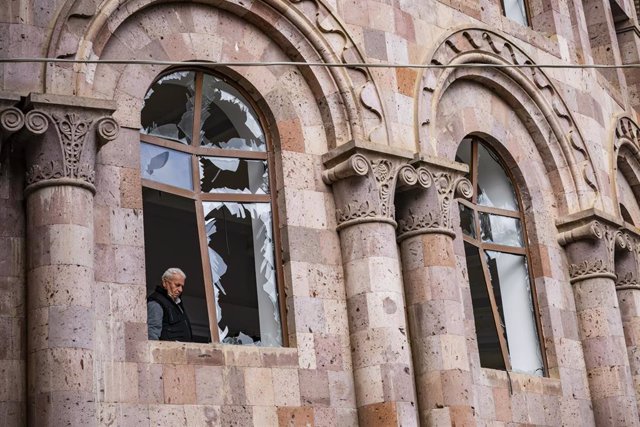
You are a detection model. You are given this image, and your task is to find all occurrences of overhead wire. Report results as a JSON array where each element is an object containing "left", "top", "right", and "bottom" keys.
[{"left": 0, "top": 57, "right": 639, "bottom": 69}]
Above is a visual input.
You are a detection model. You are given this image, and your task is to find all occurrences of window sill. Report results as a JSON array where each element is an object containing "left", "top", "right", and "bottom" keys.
[
  {"left": 478, "top": 367, "right": 562, "bottom": 396},
  {"left": 146, "top": 340, "right": 299, "bottom": 368}
]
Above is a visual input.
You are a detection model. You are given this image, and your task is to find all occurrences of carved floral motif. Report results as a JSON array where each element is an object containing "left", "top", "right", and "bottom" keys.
[
  {"left": 397, "top": 211, "right": 441, "bottom": 235},
  {"left": 616, "top": 272, "right": 640, "bottom": 289},
  {"left": 336, "top": 200, "right": 378, "bottom": 224},
  {"left": 568, "top": 259, "right": 614, "bottom": 281}
]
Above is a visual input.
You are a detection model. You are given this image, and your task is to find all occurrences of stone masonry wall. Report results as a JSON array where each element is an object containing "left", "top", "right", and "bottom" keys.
[{"left": 1, "top": 0, "right": 640, "bottom": 426}]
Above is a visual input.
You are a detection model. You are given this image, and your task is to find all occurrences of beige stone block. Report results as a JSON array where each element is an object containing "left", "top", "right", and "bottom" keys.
[
  {"left": 110, "top": 208, "right": 144, "bottom": 247},
  {"left": 277, "top": 406, "right": 314, "bottom": 427},
  {"left": 29, "top": 265, "right": 93, "bottom": 310},
  {"left": 137, "top": 363, "right": 164, "bottom": 404},
  {"left": 48, "top": 305, "right": 94, "bottom": 350},
  {"left": 184, "top": 404, "right": 221, "bottom": 425},
  {"left": 148, "top": 404, "right": 187, "bottom": 425},
  {"left": 102, "top": 361, "right": 139, "bottom": 403},
  {"left": 149, "top": 341, "right": 187, "bottom": 364},
  {"left": 354, "top": 365, "right": 384, "bottom": 406},
  {"left": 244, "top": 367, "right": 274, "bottom": 406},
  {"left": 94, "top": 164, "right": 121, "bottom": 207},
  {"left": 323, "top": 299, "right": 350, "bottom": 336},
  {"left": 33, "top": 348, "right": 93, "bottom": 394},
  {"left": 223, "top": 367, "right": 246, "bottom": 406},
  {"left": 297, "top": 332, "right": 317, "bottom": 369},
  {"left": 27, "top": 186, "right": 93, "bottom": 228},
  {"left": 107, "top": 282, "right": 147, "bottom": 323},
  {"left": 113, "top": 244, "right": 145, "bottom": 285},
  {"left": 29, "top": 224, "right": 93, "bottom": 269},
  {"left": 299, "top": 369, "right": 330, "bottom": 406},
  {"left": 440, "top": 335, "right": 470, "bottom": 371},
  {"left": 366, "top": 291, "right": 406, "bottom": 330},
  {"left": 252, "top": 405, "right": 278, "bottom": 426},
  {"left": 223, "top": 344, "right": 262, "bottom": 367},
  {"left": 272, "top": 368, "right": 300, "bottom": 407}
]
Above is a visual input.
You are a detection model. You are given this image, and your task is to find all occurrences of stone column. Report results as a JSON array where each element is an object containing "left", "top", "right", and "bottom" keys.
[
  {"left": 15, "top": 94, "right": 118, "bottom": 426},
  {"left": 322, "top": 142, "right": 422, "bottom": 425},
  {"left": 394, "top": 156, "right": 476, "bottom": 426},
  {"left": 558, "top": 213, "right": 640, "bottom": 426},
  {"left": 612, "top": 228, "right": 640, "bottom": 415}
]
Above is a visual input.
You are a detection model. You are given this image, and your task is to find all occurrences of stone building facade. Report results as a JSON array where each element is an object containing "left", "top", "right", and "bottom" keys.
[{"left": 1, "top": 0, "right": 640, "bottom": 426}]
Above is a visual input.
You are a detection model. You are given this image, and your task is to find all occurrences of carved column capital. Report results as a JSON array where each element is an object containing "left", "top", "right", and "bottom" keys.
[
  {"left": 395, "top": 155, "right": 472, "bottom": 242},
  {"left": 557, "top": 210, "right": 627, "bottom": 284},
  {"left": 322, "top": 141, "right": 425, "bottom": 231},
  {"left": 15, "top": 93, "right": 119, "bottom": 196}
]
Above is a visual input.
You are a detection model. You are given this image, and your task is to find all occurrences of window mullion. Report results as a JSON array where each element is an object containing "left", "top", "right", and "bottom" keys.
[{"left": 478, "top": 248, "right": 512, "bottom": 371}]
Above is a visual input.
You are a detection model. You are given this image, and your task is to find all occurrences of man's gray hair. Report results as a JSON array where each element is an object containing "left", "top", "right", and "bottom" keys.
[{"left": 162, "top": 268, "right": 186, "bottom": 282}]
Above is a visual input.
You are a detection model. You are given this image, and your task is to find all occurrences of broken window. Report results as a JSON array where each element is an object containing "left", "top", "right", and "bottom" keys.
[
  {"left": 502, "top": 0, "right": 529, "bottom": 25},
  {"left": 140, "top": 69, "right": 285, "bottom": 346},
  {"left": 456, "top": 137, "right": 544, "bottom": 376}
]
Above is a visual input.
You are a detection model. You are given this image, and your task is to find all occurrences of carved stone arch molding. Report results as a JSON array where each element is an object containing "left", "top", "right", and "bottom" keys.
[
  {"left": 611, "top": 114, "right": 640, "bottom": 220},
  {"left": 45, "top": 0, "right": 390, "bottom": 147},
  {"left": 417, "top": 27, "right": 602, "bottom": 213}
]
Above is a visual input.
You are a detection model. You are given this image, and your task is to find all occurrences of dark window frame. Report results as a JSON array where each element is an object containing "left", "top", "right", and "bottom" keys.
[
  {"left": 140, "top": 67, "right": 288, "bottom": 346},
  {"left": 459, "top": 136, "right": 547, "bottom": 375}
]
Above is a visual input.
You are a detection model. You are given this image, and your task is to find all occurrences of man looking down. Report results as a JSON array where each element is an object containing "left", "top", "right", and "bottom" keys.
[{"left": 147, "top": 268, "right": 193, "bottom": 341}]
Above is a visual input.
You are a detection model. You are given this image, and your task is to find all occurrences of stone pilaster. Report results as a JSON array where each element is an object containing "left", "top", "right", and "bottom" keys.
[
  {"left": 0, "top": 94, "right": 27, "bottom": 426},
  {"left": 612, "top": 226, "right": 640, "bottom": 415},
  {"left": 558, "top": 211, "right": 640, "bottom": 426},
  {"left": 395, "top": 155, "right": 476, "bottom": 426},
  {"left": 14, "top": 93, "right": 118, "bottom": 426},
  {"left": 322, "top": 141, "right": 420, "bottom": 426}
]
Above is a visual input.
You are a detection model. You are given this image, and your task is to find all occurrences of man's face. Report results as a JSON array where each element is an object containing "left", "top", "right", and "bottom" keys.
[{"left": 163, "top": 275, "right": 185, "bottom": 300}]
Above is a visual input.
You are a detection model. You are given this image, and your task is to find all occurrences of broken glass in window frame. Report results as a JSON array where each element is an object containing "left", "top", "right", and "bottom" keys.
[
  {"left": 139, "top": 68, "right": 287, "bottom": 347},
  {"left": 456, "top": 136, "right": 546, "bottom": 376}
]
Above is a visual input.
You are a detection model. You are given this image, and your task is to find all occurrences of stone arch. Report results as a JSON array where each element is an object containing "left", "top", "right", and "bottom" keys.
[
  {"left": 611, "top": 115, "right": 640, "bottom": 224},
  {"left": 44, "top": 0, "right": 390, "bottom": 149},
  {"left": 416, "top": 27, "right": 602, "bottom": 213}
]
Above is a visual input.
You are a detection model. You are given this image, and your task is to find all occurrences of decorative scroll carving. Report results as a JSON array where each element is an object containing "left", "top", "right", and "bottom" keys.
[
  {"left": 0, "top": 107, "right": 25, "bottom": 134},
  {"left": 420, "top": 28, "right": 600, "bottom": 209},
  {"left": 286, "top": 0, "right": 388, "bottom": 144},
  {"left": 558, "top": 218, "right": 633, "bottom": 283},
  {"left": 20, "top": 108, "right": 119, "bottom": 193},
  {"left": 323, "top": 152, "right": 430, "bottom": 230},
  {"left": 396, "top": 160, "right": 472, "bottom": 241}
]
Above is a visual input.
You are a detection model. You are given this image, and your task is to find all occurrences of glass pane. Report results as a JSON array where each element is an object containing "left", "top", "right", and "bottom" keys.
[
  {"left": 464, "top": 242, "right": 506, "bottom": 370},
  {"left": 486, "top": 251, "right": 543, "bottom": 376},
  {"left": 479, "top": 213, "right": 524, "bottom": 247},
  {"left": 477, "top": 143, "right": 519, "bottom": 211},
  {"left": 200, "top": 74, "right": 266, "bottom": 151},
  {"left": 504, "top": 0, "right": 528, "bottom": 25},
  {"left": 459, "top": 203, "right": 476, "bottom": 238},
  {"left": 455, "top": 137, "right": 472, "bottom": 168},
  {"left": 141, "top": 71, "right": 196, "bottom": 144},
  {"left": 142, "top": 189, "right": 210, "bottom": 343},
  {"left": 140, "top": 142, "right": 193, "bottom": 190},
  {"left": 202, "top": 202, "right": 281, "bottom": 347},
  {"left": 199, "top": 157, "right": 269, "bottom": 194}
]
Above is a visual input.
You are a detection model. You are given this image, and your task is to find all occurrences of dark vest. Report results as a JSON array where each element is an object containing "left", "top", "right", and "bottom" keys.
[{"left": 148, "top": 286, "right": 193, "bottom": 342}]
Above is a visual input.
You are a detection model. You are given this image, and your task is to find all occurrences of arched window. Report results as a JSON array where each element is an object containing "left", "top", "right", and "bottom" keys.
[
  {"left": 140, "top": 69, "right": 285, "bottom": 347},
  {"left": 456, "top": 136, "right": 544, "bottom": 376}
]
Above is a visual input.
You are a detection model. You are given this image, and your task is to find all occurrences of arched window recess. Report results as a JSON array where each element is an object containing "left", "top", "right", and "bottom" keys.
[
  {"left": 139, "top": 68, "right": 286, "bottom": 347},
  {"left": 456, "top": 136, "right": 546, "bottom": 376}
]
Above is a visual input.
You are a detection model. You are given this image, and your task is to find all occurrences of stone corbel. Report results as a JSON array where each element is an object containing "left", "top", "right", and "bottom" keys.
[
  {"left": 557, "top": 209, "right": 625, "bottom": 283},
  {"left": 322, "top": 140, "right": 426, "bottom": 231},
  {"left": 16, "top": 93, "right": 119, "bottom": 196},
  {"left": 395, "top": 155, "right": 472, "bottom": 242}
]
